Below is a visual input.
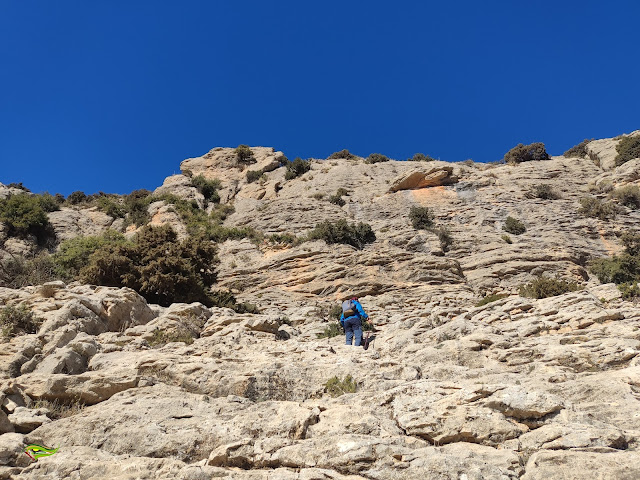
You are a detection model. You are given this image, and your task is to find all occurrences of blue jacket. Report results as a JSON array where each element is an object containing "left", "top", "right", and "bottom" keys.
[{"left": 339, "top": 299, "right": 368, "bottom": 326}]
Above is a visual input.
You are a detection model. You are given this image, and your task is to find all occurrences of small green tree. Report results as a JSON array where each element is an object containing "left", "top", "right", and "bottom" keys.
[
  {"left": 504, "top": 142, "right": 550, "bottom": 164},
  {"left": 615, "top": 136, "right": 640, "bottom": 166},
  {"left": 54, "top": 231, "right": 126, "bottom": 279},
  {"left": 409, "top": 206, "right": 434, "bottom": 229},
  {"left": 66, "top": 191, "right": 87, "bottom": 205},
  {"left": 235, "top": 144, "right": 255, "bottom": 164},
  {"left": 246, "top": 170, "right": 263, "bottom": 183},
  {"left": 285, "top": 157, "right": 311, "bottom": 180},
  {"left": 0, "top": 194, "right": 53, "bottom": 243},
  {"left": 503, "top": 216, "right": 526, "bottom": 235}
]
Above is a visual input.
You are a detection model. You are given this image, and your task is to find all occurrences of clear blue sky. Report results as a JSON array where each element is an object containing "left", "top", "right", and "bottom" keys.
[{"left": 1, "top": 1, "right": 638, "bottom": 196}]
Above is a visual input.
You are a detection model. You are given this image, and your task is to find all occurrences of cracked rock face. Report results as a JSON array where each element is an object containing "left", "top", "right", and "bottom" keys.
[{"left": 2, "top": 134, "right": 640, "bottom": 478}]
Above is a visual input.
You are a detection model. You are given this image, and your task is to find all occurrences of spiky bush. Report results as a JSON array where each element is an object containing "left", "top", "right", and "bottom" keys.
[
  {"left": 409, "top": 206, "right": 435, "bottom": 229},
  {"left": 308, "top": 219, "right": 376, "bottom": 250},
  {"left": 54, "top": 230, "right": 126, "bottom": 279},
  {"left": 476, "top": 293, "right": 509, "bottom": 307},
  {"left": 328, "top": 193, "right": 346, "bottom": 207},
  {"left": 503, "top": 142, "right": 550, "bottom": 164},
  {"left": 503, "top": 216, "right": 526, "bottom": 235},
  {"left": 615, "top": 136, "right": 640, "bottom": 166},
  {"left": 316, "top": 323, "right": 342, "bottom": 339}
]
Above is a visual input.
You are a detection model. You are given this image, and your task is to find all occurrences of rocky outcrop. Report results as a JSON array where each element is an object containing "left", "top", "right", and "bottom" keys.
[{"left": 2, "top": 132, "right": 640, "bottom": 478}]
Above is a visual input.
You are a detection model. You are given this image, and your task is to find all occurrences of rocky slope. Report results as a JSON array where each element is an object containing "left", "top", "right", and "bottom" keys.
[{"left": 1, "top": 132, "right": 640, "bottom": 479}]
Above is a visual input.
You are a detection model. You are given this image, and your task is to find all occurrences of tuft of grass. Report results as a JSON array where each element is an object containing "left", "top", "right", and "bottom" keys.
[
  {"left": 525, "top": 184, "right": 560, "bottom": 200},
  {"left": 32, "top": 397, "right": 86, "bottom": 420},
  {"left": 476, "top": 293, "right": 508, "bottom": 307},
  {"left": 501, "top": 234, "right": 513, "bottom": 244},
  {"left": 325, "top": 375, "right": 357, "bottom": 397},
  {"left": 148, "top": 327, "right": 195, "bottom": 347}
]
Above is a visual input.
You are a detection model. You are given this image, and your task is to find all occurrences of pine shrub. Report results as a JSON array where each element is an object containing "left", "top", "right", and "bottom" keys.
[
  {"left": 285, "top": 157, "right": 311, "bottom": 180},
  {"left": 563, "top": 139, "right": 593, "bottom": 158},
  {"left": 409, "top": 206, "right": 435, "bottom": 229},
  {"left": 327, "top": 149, "right": 356, "bottom": 160},
  {"left": 518, "top": 276, "right": 581, "bottom": 299},
  {"left": 308, "top": 219, "right": 376, "bottom": 250},
  {"left": 502, "top": 216, "right": 526, "bottom": 235},
  {"left": 365, "top": 153, "right": 390, "bottom": 164},
  {"left": 615, "top": 136, "right": 640, "bottom": 166}
]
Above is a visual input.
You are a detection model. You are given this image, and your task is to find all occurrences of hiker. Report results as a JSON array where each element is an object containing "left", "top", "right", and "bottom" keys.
[{"left": 340, "top": 297, "right": 369, "bottom": 346}]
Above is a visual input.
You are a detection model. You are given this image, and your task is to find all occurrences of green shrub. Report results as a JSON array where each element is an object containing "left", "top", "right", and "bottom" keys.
[
  {"left": 0, "top": 253, "right": 63, "bottom": 288},
  {"left": 121, "top": 189, "right": 154, "bottom": 227},
  {"left": 66, "top": 191, "right": 87, "bottom": 205},
  {"left": 503, "top": 142, "right": 550, "bottom": 164},
  {"left": 311, "top": 193, "right": 325, "bottom": 200},
  {"left": 578, "top": 197, "right": 618, "bottom": 220},
  {"left": 433, "top": 226, "right": 453, "bottom": 252},
  {"left": 235, "top": 144, "right": 255, "bottom": 164},
  {"left": 7, "top": 182, "right": 29, "bottom": 191},
  {"left": 285, "top": 157, "right": 311, "bottom": 180},
  {"left": 335, "top": 188, "right": 348, "bottom": 197},
  {"left": 618, "top": 282, "right": 640, "bottom": 299},
  {"left": 525, "top": 184, "right": 560, "bottom": 200},
  {"left": 409, "top": 206, "right": 435, "bottom": 229},
  {"left": 325, "top": 375, "right": 357, "bottom": 397},
  {"left": 563, "top": 139, "right": 593, "bottom": 158},
  {"left": 408, "top": 153, "right": 436, "bottom": 162},
  {"left": 365, "top": 153, "right": 389, "bottom": 164},
  {"left": 316, "top": 323, "right": 342, "bottom": 338},
  {"left": 501, "top": 234, "right": 513, "bottom": 244},
  {"left": 590, "top": 254, "right": 640, "bottom": 285},
  {"left": 246, "top": 170, "right": 263, "bottom": 183},
  {"left": 81, "top": 225, "right": 219, "bottom": 307},
  {"left": 327, "top": 304, "right": 343, "bottom": 320},
  {"left": 615, "top": 136, "right": 640, "bottom": 166},
  {"left": 503, "top": 216, "right": 526, "bottom": 235},
  {"left": 476, "top": 293, "right": 509, "bottom": 307},
  {"left": 54, "top": 231, "right": 126, "bottom": 279},
  {"left": 266, "top": 233, "right": 298, "bottom": 245},
  {"left": 275, "top": 154, "right": 289, "bottom": 165},
  {"left": 37, "top": 193, "right": 61, "bottom": 212},
  {"left": 0, "top": 194, "right": 54, "bottom": 243},
  {"left": 328, "top": 193, "right": 346, "bottom": 207},
  {"left": 621, "top": 231, "right": 640, "bottom": 256},
  {"left": 0, "top": 304, "right": 41, "bottom": 338},
  {"left": 235, "top": 302, "right": 260, "bottom": 314},
  {"left": 308, "top": 219, "right": 376, "bottom": 250},
  {"left": 518, "top": 276, "right": 581, "bottom": 299},
  {"left": 611, "top": 184, "right": 640, "bottom": 209},
  {"left": 95, "top": 196, "right": 126, "bottom": 218},
  {"left": 327, "top": 149, "right": 355, "bottom": 160},
  {"left": 191, "top": 175, "right": 221, "bottom": 205}
]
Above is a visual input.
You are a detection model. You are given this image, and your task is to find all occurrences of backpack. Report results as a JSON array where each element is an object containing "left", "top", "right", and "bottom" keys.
[{"left": 341, "top": 299, "right": 358, "bottom": 318}]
